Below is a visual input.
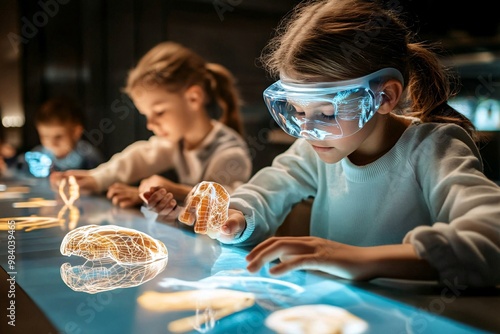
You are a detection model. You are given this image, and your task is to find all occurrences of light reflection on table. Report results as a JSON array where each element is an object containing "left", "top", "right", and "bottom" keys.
[{"left": 0, "top": 172, "right": 494, "bottom": 334}]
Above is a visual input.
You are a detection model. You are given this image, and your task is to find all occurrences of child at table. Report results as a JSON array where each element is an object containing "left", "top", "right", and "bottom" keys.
[
  {"left": 27, "top": 97, "right": 104, "bottom": 173},
  {"left": 51, "top": 42, "right": 252, "bottom": 208},
  {"left": 0, "top": 125, "right": 16, "bottom": 175},
  {"left": 145, "top": 0, "right": 500, "bottom": 287}
]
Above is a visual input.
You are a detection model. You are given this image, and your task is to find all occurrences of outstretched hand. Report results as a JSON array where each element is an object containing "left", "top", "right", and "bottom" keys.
[
  {"left": 141, "top": 186, "right": 182, "bottom": 220},
  {"left": 246, "top": 236, "right": 373, "bottom": 280},
  {"left": 107, "top": 183, "right": 143, "bottom": 208}
]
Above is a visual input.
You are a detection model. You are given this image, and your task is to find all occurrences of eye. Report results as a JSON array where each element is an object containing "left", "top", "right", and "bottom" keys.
[
  {"left": 284, "top": 102, "right": 295, "bottom": 113},
  {"left": 154, "top": 110, "right": 165, "bottom": 116},
  {"left": 320, "top": 113, "right": 336, "bottom": 120}
]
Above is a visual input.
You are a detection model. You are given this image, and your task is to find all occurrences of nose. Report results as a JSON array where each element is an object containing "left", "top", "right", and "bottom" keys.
[{"left": 300, "top": 129, "right": 322, "bottom": 140}]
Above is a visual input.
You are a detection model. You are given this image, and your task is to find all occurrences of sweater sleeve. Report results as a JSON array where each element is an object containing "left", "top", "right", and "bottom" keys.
[
  {"left": 203, "top": 147, "right": 252, "bottom": 194},
  {"left": 222, "top": 139, "right": 318, "bottom": 246},
  {"left": 89, "top": 136, "right": 175, "bottom": 192},
  {"left": 403, "top": 124, "right": 500, "bottom": 287}
]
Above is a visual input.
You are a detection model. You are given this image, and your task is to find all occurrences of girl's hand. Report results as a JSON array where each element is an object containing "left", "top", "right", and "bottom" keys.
[
  {"left": 107, "top": 183, "right": 143, "bottom": 208},
  {"left": 138, "top": 175, "right": 173, "bottom": 194},
  {"left": 217, "top": 209, "right": 247, "bottom": 242},
  {"left": 141, "top": 186, "right": 182, "bottom": 219},
  {"left": 246, "top": 236, "right": 373, "bottom": 281}
]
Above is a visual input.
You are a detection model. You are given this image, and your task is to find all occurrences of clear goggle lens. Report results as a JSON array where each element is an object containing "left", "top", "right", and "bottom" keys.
[{"left": 263, "top": 68, "right": 404, "bottom": 141}]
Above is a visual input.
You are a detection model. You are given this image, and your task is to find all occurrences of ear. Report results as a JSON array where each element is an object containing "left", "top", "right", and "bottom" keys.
[
  {"left": 72, "top": 124, "right": 84, "bottom": 141},
  {"left": 183, "top": 85, "right": 206, "bottom": 111},
  {"left": 376, "top": 79, "right": 403, "bottom": 115}
]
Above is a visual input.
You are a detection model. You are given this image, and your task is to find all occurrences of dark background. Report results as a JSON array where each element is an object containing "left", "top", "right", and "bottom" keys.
[{"left": 13, "top": 0, "right": 500, "bottom": 178}]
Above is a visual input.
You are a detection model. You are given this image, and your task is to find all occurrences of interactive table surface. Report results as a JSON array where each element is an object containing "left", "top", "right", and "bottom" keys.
[{"left": 0, "top": 170, "right": 498, "bottom": 334}]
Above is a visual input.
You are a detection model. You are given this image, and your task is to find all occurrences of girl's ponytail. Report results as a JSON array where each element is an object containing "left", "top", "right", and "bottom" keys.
[
  {"left": 406, "top": 42, "right": 477, "bottom": 140},
  {"left": 205, "top": 63, "right": 245, "bottom": 136}
]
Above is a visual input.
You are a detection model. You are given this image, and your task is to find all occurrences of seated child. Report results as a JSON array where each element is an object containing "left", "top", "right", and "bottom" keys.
[
  {"left": 27, "top": 97, "right": 104, "bottom": 173},
  {"left": 50, "top": 42, "right": 252, "bottom": 207},
  {"left": 143, "top": 0, "right": 500, "bottom": 288},
  {"left": 0, "top": 124, "right": 17, "bottom": 175}
]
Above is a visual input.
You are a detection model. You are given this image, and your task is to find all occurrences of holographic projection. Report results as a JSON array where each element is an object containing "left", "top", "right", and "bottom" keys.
[
  {"left": 24, "top": 151, "right": 52, "bottom": 177},
  {"left": 265, "top": 304, "right": 368, "bottom": 334},
  {"left": 179, "top": 181, "right": 230, "bottom": 238},
  {"left": 60, "top": 225, "right": 168, "bottom": 293},
  {"left": 0, "top": 176, "right": 80, "bottom": 232},
  {"left": 139, "top": 289, "right": 255, "bottom": 333},
  {"left": 138, "top": 273, "right": 305, "bottom": 333}
]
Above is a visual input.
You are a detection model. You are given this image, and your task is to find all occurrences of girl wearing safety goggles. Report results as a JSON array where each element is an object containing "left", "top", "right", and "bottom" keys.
[
  {"left": 224, "top": 0, "right": 500, "bottom": 287},
  {"left": 145, "top": 0, "right": 500, "bottom": 287}
]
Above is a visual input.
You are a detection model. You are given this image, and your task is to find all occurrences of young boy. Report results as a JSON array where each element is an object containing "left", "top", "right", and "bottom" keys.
[{"left": 29, "top": 97, "right": 104, "bottom": 172}]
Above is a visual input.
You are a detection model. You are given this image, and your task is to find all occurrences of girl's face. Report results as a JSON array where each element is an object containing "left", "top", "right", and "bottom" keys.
[
  {"left": 306, "top": 113, "right": 382, "bottom": 164},
  {"left": 130, "top": 86, "right": 193, "bottom": 141}
]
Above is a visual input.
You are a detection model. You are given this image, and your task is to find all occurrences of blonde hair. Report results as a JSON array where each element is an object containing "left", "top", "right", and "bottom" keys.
[
  {"left": 125, "top": 41, "right": 244, "bottom": 135},
  {"left": 261, "top": 0, "right": 476, "bottom": 140}
]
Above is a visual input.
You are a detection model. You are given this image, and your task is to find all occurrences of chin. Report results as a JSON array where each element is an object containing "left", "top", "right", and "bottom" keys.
[{"left": 315, "top": 152, "right": 343, "bottom": 164}]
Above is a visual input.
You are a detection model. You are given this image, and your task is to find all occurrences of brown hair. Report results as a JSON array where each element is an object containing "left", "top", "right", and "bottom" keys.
[
  {"left": 125, "top": 41, "right": 244, "bottom": 135},
  {"left": 35, "top": 97, "right": 84, "bottom": 126},
  {"left": 261, "top": 0, "right": 477, "bottom": 140}
]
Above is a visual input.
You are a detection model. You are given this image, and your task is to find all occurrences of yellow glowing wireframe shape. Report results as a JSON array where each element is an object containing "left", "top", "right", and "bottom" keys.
[
  {"left": 59, "top": 175, "right": 80, "bottom": 206},
  {"left": 265, "top": 304, "right": 368, "bottom": 334},
  {"left": 60, "top": 225, "right": 168, "bottom": 265},
  {"left": 0, "top": 216, "right": 61, "bottom": 231},
  {"left": 179, "top": 181, "right": 230, "bottom": 237},
  {"left": 138, "top": 289, "right": 255, "bottom": 333},
  {"left": 60, "top": 257, "right": 168, "bottom": 294},
  {"left": 13, "top": 197, "right": 58, "bottom": 208}
]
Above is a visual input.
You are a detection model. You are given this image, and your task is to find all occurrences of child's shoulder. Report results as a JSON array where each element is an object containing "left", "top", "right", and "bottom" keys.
[
  {"left": 406, "top": 120, "right": 475, "bottom": 145},
  {"left": 401, "top": 120, "right": 480, "bottom": 159}
]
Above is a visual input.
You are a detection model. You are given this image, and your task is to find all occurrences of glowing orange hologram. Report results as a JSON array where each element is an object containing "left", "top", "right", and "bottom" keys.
[
  {"left": 0, "top": 216, "right": 61, "bottom": 231},
  {"left": 60, "top": 257, "right": 168, "bottom": 294},
  {"left": 13, "top": 198, "right": 58, "bottom": 208},
  {"left": 138, "top": 289, "right": 255, "bottom": 333},
  {"left": 265, "top": 304, "right": 368, "bottom": 334},
  {"left": 178, "top": 181, "right": 230, "bottom": 236},
  {"left": 60, "top": 225, "right": 168, "bottom": 265},
  {"left": 59, "top": 175, "right": 80, "bottom": 206}
]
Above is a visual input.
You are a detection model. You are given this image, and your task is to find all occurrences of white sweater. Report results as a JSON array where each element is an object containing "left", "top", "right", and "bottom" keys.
[
  {"left": 89, "top": 121, "right": 252, "bottom": 193},
  {"left": 227, "top": 120, "right": 500, "bottom": 287}
]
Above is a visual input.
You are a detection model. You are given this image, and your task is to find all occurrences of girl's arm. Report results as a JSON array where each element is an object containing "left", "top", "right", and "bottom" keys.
[
  {"left": 223, "top": 139, "right": 319, "bottom": 246},
  {"left": 203, "top": 147, "right": 252, "bottom": 193},
  {"left": 406, "top": 124, "right": 500, "bottom": 287},
  {"left": 246, "top": 237, "right": 439, "bottom": 281},
  {"left": 89, "top": 136, "right": 175, "bottom": 192}
]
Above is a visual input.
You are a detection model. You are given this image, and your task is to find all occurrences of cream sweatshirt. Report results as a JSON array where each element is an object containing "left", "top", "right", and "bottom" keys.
[
  {"left": 89, "top": 121, "right": 252, "bottom": 193},
  {"left": 227, "top": 120, "right": 500, "bottom": 287}
]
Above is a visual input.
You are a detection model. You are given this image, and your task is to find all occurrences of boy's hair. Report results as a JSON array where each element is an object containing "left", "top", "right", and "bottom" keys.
[
  {"left": 124, "top": 41, "right": 244, "bottom": 136},
  {"left": 35, "top": 98, "right": 84, "bottom": 127},
  {"left": 260, "top": 0, "right": 476, "bottom": 140}
]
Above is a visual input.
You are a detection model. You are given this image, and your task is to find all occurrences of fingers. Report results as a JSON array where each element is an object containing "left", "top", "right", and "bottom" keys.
[
  {"left": 138, "top": 175, "right": 167, "bottom": 193},
  {"left": 246, "top": 237, "right": 310, "bottom": 274},
  {"left": 266, "top": 254, "right": 313, "bottom": 276},
  {"left": 106, "top": 184, "right": 141, "bottom": 208},
  {"left": 217, "top": 210, "right": 247, "bottom": 242},
  {"left": 145, "top": 188, "right": 177, "bottom": 215}
]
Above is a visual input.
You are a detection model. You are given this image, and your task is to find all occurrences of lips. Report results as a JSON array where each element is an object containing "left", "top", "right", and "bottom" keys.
[{"left": 311, "top": 145, "right": 333, "bottom": 153}]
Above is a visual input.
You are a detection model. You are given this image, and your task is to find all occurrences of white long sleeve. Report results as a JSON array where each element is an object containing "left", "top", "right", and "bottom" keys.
[
  {"left": 89, "top": 120, "right": 252, "bottom": 194},
  {"left": 89, "top": 136, "right": 175, "bottom": 192}
]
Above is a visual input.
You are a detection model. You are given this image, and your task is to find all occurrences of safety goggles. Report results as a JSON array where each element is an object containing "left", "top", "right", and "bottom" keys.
[{"left": 263, "top": 68, "right": 404, "bottom": 140}]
